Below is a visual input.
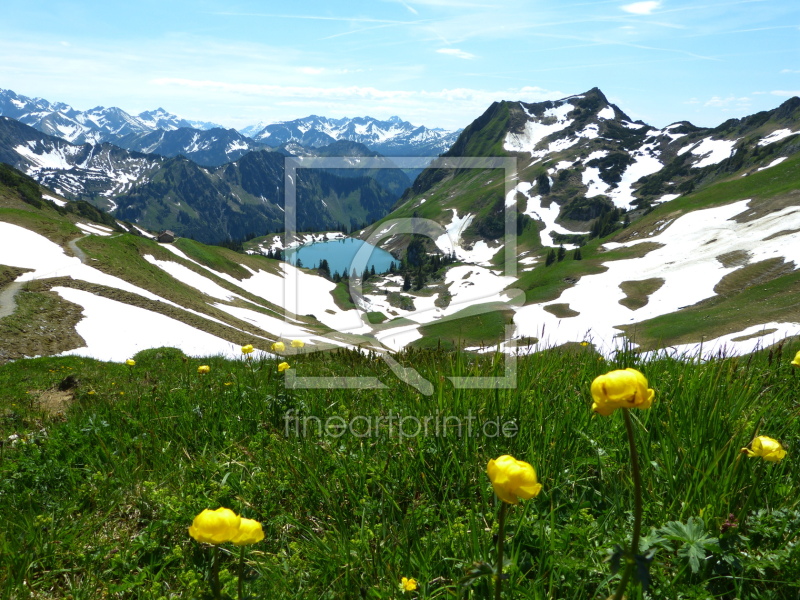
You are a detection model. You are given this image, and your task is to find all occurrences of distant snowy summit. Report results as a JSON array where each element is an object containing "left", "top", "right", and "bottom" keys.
[
  {"left": 242, "top": 115, "right": 462, "bottom": 157},
  {"left": 0, "top": 88, "right": 222, "bottom": 145}
]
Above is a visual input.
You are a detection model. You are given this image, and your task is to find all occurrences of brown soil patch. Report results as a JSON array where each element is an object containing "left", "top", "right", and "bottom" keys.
[
  {"left": 716, "top": 250, "right": 751, "bottom": 269},
  {"left": 37, "top": 390, "right": 74, "bottom": 416},
  {"left": 619, "top": 278, "right": 665, "bottom": 310},
  {"left": 729, "top": 192, "right": 800, "bottom": 223},
  {"left": 731, "top": 328, "right": 779, "bottom": 342},
  {"left": 543, "top": 303, "right": 580, "bottom": 318},
  {"left": 763, "top": 228, "right": 800, "bottom": 241},
  {"left": 713, "top": 258, "right": 796, "bottom": 297},
  {"left": 0, "top": 265, "right": 29, "bottom": 289},
  {"left": 0, "top": 284, "right": 85, "bottom": 364}
]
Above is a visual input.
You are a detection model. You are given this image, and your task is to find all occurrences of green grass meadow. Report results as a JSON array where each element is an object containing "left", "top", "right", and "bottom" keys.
[{"left": 1, "top": 343, "right": 799, "bottom": 599}]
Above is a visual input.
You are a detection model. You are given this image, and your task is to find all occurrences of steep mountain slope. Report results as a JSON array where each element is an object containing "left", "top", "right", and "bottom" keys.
[
  {"left": 392, "top": 87, "right": 800, "bottom": 251},
  {"left": 248, "top": 114, "right": 461, "bottom": 157},
  {"left": 0, "top": 167, "right": 377, "bottom": 363},
  {"left": 0, "top": 119, "right": 409, "bottom": 244},
  {"left": 112, "top": 149, "right": 402, "bottom": 244},
  {"left": 361, "top": 88, "right": 800, "bottom": 353},
  {"left": 0, "top": 116, "right": 165, "bottom": 208}
]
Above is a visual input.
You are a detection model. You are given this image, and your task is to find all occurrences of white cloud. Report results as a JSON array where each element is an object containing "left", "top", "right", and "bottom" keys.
[
  {"left": 704, "top": 95, "right": 750, "bottom": 107},
  {"left": 437, "top": 48, "right": 476, "bottom": 59},
  {"left": 149, "top": 78, "right": 561, "bottom": 129},
  {"left": 621, "top": 1, "right": 661, "bottom": 15},
  {"left": 763, "top": 90, "right": 800, "bottom": 97},
  {"left": 780, "top": 69, "right": 800, "bottom": 74}
]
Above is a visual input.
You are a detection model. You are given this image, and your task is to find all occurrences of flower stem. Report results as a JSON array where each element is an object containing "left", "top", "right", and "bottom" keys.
[
  {"left": 211, "top": 545, "right": 222, "bottom": 600},
  {"left": 495, "top": 502, "right": 509, "bottom": 600},
  {"left": 613, "top": 409, "right": 643, "bottom": 600},
  {"left": 238, "top": 545, "right": 245, "bottom": 600}
]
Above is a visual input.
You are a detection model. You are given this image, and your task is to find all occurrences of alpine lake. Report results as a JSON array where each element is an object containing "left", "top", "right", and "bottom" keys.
[{"left": 285, "top": 237, "right": 397, "bottom": 277}]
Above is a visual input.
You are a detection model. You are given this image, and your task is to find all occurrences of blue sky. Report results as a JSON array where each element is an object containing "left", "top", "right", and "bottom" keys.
[{"left": 1, "top": 0, "right": 798, "bottom": 131}]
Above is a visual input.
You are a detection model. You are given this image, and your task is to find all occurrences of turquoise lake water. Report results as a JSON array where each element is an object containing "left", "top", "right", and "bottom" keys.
[{"left": 285, "top": 238, "right": 397, "bottom": 276}]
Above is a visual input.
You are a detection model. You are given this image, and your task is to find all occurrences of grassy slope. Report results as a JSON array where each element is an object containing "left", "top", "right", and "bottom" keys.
[
  {"left": 0, "top": 346, "right": 798, "bottom": 599},
  {"left": 0, "top": 185, "right": 328, "bottom": 359}
]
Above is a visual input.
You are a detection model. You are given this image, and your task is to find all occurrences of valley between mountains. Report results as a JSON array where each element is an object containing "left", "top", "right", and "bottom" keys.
[{"left": 1, "top": 87, "right": 799, "bottom": 366}]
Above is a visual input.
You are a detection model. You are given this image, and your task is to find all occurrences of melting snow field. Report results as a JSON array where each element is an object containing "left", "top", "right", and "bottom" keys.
[
  {"left": 434, "top": 209, "right": 501, "bottom": 266},
  {"left": 513, "top": 199, "right": 800, "bottom": 355},
  {"left": 679, "top": 137, "right": 738, "bottom": 168},
  {"left": 54, "top": 287, "right": 245, "bottom": 361},
  {"left": 515, "top": 182, "right": 588, "bottom": 249}
]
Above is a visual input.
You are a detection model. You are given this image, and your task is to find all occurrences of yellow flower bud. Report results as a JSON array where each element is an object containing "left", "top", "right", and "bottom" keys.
[
  {"left": 197, "top": 365, "right": 210, "bottom": 374},
  {"left": 486, "top": 455, "right": 542, "bottom": 505},
  {"left": 742, "top": 435, "right": 786, "bottom": 462},
  {"left": 791, "top": 350, "right": 800, "bottom": 368},
  {"left": 590, "top": 368, "right": 654, "bottom": 416},
  {"left": 188, "top": 508, "right": 241, "bottom": 544},
  {"left": 231, "top": 517, "right": 264, "bottom": 546},
  {"left": 278, "top": 362, "right": 290, "bottom": 372},
  {"left": 291, "top": 339, "right": 305, "bottom": 348},
  {"left": 241, "top": 344, "right": 254, "bottom": 354},
  {"left": 126, "top": 359, "right": 136, "bottom": 366},
  {"left": 271, "top": 341, "right": 286, "bottom": 352}
]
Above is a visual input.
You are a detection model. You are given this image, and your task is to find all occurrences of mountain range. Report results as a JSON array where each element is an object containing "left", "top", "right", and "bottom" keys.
[
  {"left": 0, "top": 116, "right": 410, "bottom": 244},
  {"left": 248, "top": 114, "right": 461, "bottom": 157},
  {"left": 1, "top": 86, "right": 799, "bottom": 363},
  {"left": 0, "top": 89, "right": 461, "bottom": 164}
]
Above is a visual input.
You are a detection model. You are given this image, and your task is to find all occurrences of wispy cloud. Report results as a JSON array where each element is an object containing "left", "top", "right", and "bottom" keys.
[
  {"left": 758, "top": 90, "right": 800, "bottom": 97},
  {"left": 395, "top": 0, "right": 419, "bottom": 15},
  {"left": 621, "top": 1, "right": 661, "bottom": 15},
  {"left": 149, "top": 77, "right": 562, "bottom": 127},
  {"left": 437, "top": 48, "right": 476, "bottom": 59},
  {"left": 212, "top": 12, "right": 416, "bottom": 24},
  {"left": 704, "top": 95, "right": 751, "bottom": 107},
  {"left": 780, "top": 69, "right": 800, "bottom": 74}
]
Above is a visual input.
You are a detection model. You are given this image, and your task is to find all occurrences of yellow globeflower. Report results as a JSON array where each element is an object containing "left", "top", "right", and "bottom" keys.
[
  {"left": 278, "top": 362, "right": 290, "bottom": 372},
  {"left": 742, "top": 435, "right": 786, "bottom": 462},
  {"left": 198, "top": 365, "right": 210, "bottom": 374},
  {"left": 231, "top": 517, "right": 264, "bottom": 546},
  {"left": 188, "top": 508, "right": 241, "bottom": 544},
  {"left": 241, "top": 344, "right": 254, "bottom": 354},
  {"left": 291, "top": 339, "right": 305, "bottom": 348},
  {"left": 271, "top": 341, "right": 285, "bottom": 352},
  {"left": 590, "top": 368, "right": 655, "bottom": 416},
  {"left": 791, "top": 350, "right": 800, "bottom": 367},
  {"left": 126, "top": 359, "right": 136, "bottom": 366},
  {"left": 486, "top": 455, "right": 543, "bottom": 505},
  {"left": 400, "top": 577, "right": 418, "bottom": 592}
]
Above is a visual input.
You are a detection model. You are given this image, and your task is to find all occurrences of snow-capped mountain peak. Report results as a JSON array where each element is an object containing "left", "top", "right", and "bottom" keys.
[{"left": 245, "top": 114, "right": 462, "bottom": 157}]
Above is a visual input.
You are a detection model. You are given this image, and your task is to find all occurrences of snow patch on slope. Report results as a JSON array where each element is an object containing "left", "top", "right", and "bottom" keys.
[
  {"left": 512, "top": 200, "right": 800, "bottom": 354},
  {"left": 503, "top": 102, "right": 574, "bottom": 155}
]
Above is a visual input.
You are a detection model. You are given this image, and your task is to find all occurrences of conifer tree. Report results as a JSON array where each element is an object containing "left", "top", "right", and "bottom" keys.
[{"left": 545, "top": 249, "right": 556, "bottom": 266}]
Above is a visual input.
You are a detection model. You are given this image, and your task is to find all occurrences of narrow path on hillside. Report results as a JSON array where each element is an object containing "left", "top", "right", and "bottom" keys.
[
  {"left": 0, "top": 235, "right": 91, "bottom": 321},
  {"left": 0, "top": 281, "right": 23, "bottom": 319},
  {"left": 67, "top": 235, "right": 90, "bottom": 263}
]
